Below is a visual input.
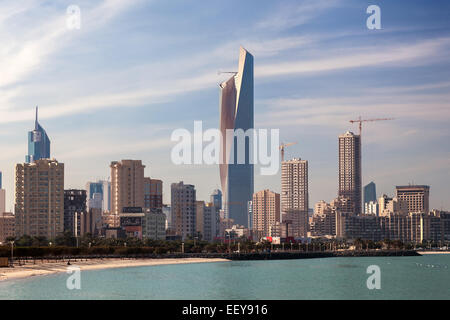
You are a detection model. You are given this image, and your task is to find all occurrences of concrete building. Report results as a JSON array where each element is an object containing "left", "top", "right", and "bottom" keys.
[
  {"left": 252, "top": 189, "right": 280, "bottom": 239},
  {"left": 203, "top": 202, "right": 220, "bottom": 242},
  {"left": 195, "top": 200, "right": 205, "bottom": 237},
  {"left": 378, "top": 194, "right": 407, "bottom": 216},
  {"left": 364, "top": 201, "right": 378, "bottom": 215},
  {"left": 144, "top": 177, "right": 163, "bottom": 210},
  {"left": 15, "top": 159, "right": 64, "bottom": 239},
  {"left": 171, "top": 181, "right": 196, "bottom": 240},
  {"left": 281, "top": 158, "right": 308, "bottom": 238},
  {"left": 338, "top": 131, "right": 362, "bottom": 215},
  {"left": 143, "top": 208, "right": 166, "bottom": 240},
  {"left": 64, "top": 189, "right": 87, "bottom": 236},
  {"left": 219, "top": 47, "right": 254, "bottom": 227},
  {"left": 310, "top": 201, "right": 336, "bottom": 237},
  {"left": 110, "top": 160, "right": 145, "bottom": 226},
  {"left": 0, "top": 212, "right": 15, "bottom": 243},
  {"left": 80, "top": 208, "right": 102, "bottom": 237},
  {"left": 119, "top": 207, "right": 145, "bottom": 239},
  {"left": 395, "top": 185, "right": 430, "bottom": 214}
]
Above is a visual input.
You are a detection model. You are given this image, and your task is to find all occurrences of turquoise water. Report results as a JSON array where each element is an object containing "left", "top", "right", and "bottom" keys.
[{"left": 0, "top": 255, "right": 449, "bottom": 299}]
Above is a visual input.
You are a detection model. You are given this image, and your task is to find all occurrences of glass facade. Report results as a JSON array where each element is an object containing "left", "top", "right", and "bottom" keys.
[
  {"left": 219, "top": 47, "right": 254, "bottom": 227},
  {"left": 26, "top": 106, "right": 50, "bottom": 163}
]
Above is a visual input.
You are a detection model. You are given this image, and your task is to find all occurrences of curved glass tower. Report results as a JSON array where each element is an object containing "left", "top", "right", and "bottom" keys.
[
  {"left": 219, "top": 47, "right": 254, "bottom": 227},
  {"left": 26, "top": 106, "right": 51, "bottom": 163}
]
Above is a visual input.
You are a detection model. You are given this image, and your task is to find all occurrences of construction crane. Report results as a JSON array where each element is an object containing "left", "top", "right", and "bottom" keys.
[
  {"left": 349, "top": 116, "right": 395, "bottom": 135},
  {"left": 279, "top": 142, "right": 297, "bottom": 162}
]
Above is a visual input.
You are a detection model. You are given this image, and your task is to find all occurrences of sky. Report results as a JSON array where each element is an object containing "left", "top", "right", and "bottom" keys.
[{"left": 0, "top": 0, "right": 449, "bottom": 211}]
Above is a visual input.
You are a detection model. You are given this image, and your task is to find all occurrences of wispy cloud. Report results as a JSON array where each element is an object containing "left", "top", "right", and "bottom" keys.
[{"left": 256, "top": 0, "right": 341, "bottom": 30}]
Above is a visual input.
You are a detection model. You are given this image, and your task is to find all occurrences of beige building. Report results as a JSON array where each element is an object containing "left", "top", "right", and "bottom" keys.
[
  {"left": 395, "top": 185, "right": 430, "bottom": 214},
  {"left": 0, "top": 189, "right": 5, "bottom": 216},
  {"left": 195, "top": 200, "right": 205, "bottom": 237},
  {"left": 310, "top": 200, "right": 335, "bottom": 237},
  {"left": 15, "top": 159, "right": 64, "bottom": 239},
  {"left": 144, "top": 177, "right": 163, "bottom": 210},
  {"left": 378, "top": 194, "right": 408, "bottom": 216},
  {"left": 281, "top": 158, "right": 308, "bottom": 237},
  {"left": 252, "top": 189, "right": 280, "bottom": 239},
  {"left": 0, "top": 212, "right": 15, "bottom": 243},
  {"left": 110, "top": 160, "right": 145, "bottom": 225},
  {"left": 338, "top": 131, "right": 362, "bottom": 215},
  {"left": 171, "top": 181, "right": 196, "bottom": 240}
]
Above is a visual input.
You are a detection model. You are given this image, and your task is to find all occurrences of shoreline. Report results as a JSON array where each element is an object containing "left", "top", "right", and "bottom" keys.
[
  {"left": 0, "top": 258, "right": 230, "bottom": 282},
  {"left": 417, "top": 251, "right": 450, "bottom": 255}
]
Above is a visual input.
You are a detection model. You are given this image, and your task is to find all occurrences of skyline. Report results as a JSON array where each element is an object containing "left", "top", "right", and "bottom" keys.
[{"left": 0, "top": 0, "right": 450, "bottom": 212}]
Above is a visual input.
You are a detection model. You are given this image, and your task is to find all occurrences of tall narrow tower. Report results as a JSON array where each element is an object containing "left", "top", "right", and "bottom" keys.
[
  {"left": 219, "top": 47, "right": 254, "bottom": 227},
  {"left": 338, "top": 131, "right": 362, "bottom": 215},
  {"left": 26, "top": 106, "right": 51, "bottom": 163}
]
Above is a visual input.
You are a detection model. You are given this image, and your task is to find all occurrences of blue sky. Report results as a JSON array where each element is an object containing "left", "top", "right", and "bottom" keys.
[{"left": 0, "top": 0, "right": 449, "bottom": 211}]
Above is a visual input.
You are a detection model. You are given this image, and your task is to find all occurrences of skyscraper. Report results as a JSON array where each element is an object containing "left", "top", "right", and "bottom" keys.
[
  {"left": 110, "top": 160, "right": 145, "bottom": 216},
  {"left": 219, "top": 47, "right": 254, "bottom": 227},
  {"left": 26, "top": 106, "right": 51, "bottom": 163},
  {"left": 86, "top": 180, "right": 111, "bottom": 212},
  {"left": 364, "top": 182, "right": 377, "bottom": 205},
  {"left": 338, "top": 131, "right": 362, "bottom": 215},
  {"left": 15, "top": 159, "right": 64, "bottom": 239},
  {"left": 281, "top": 158, "right": 309, "bottom": 237},
  {"left": 171, "top": 181, "right": 196, "bottom": 240}
]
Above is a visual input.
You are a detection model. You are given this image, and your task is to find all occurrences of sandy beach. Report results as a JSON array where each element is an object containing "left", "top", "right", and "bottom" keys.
[
  {"left": 417, "top": 251, "right": 450, "bottom": 255},
  {"left": 0, "top": 258, "right": 230, "bottom": 282}
]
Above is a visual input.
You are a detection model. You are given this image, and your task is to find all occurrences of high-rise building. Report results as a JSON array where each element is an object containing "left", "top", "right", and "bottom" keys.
[
  {"left": 86, "top": 180, "right": 111, "bottom": 212},
  {"left": 395, "top": 185, "right": 430, "bottom": 214},
  {"left": 281, "top": 158, "right": 308, "bottom": 237},
  {"left": 110, "top": 160, "right": 145, "bottom": 217},
  {"left": 144, "top": 178, "right": 163, "bottom": 210},
  {"left": 15, "top": 159, "right": 64, "bottom": 239},
  {"left": 203, "top": 202, "right": 220, "bottom": 242},
  {"left": 171, "top": 181, "right": 196, "bottom": 240},
  {"left": 219, "top": 47, "right": 254, "bottom": 227},
  {"left": 26, "top": 106, "right": 51, "bottom": 163},
  {"left": 252, "top": 189, "right": 280, "bottom": 239},
  {"left": 364, "top": 182, "right": 376, "bottom": 207},
  {"left": 64, "top": 189, "right": 87, "bottom": 236},
  {"left": 338, "top": 131, "right": 362, "bottom": 215},
  {"left": 195, "top": 200, "right": 205, "bottom": 237}
]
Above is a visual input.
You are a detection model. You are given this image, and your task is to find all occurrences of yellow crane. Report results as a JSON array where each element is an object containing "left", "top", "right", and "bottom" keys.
[
  {"left": 349, "top": 116, "right": 395, "bottom": 135},
  {"left": 279, "top": 142, "right": 297, "bottom": 162}
]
